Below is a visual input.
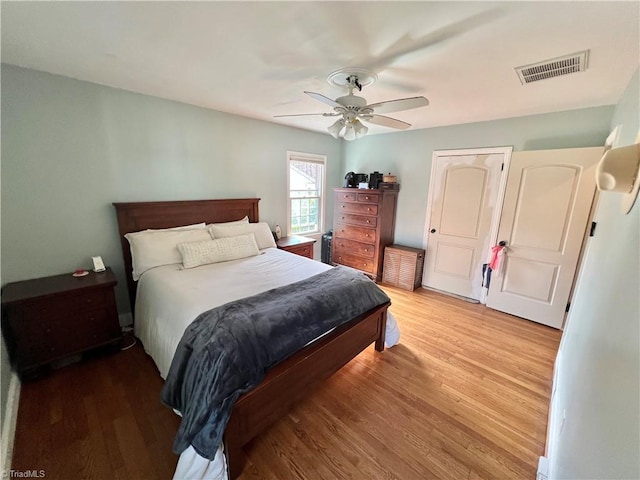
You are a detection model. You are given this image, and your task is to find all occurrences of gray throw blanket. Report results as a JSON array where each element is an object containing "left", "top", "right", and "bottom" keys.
[{"left": 160, "top": 266, "right": 390, "bottom": 460}]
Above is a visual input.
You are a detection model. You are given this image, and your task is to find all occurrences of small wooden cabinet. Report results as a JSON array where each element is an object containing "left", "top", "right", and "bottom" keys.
[
  {"left": 332, "top": 187, "right": 398, "bottom": 281},
  {"left": 276, "top": 235, "right": 316, "bottom": 259},
  {"left": 382, "top": 245, "right": 426, "bottom": 291},
  {"left": 1, "top": 268, "right": 121, "bottom": 378}
]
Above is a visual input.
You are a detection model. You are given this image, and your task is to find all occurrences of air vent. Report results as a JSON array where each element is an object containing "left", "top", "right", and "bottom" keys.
[{"left": 516, "top": 50, "right": 589, "bottom": 84}]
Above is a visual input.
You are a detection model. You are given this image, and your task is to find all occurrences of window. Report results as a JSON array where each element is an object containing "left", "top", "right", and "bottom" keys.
[{"left": 287, "top": 151, "right": 326, "bottom": 236}]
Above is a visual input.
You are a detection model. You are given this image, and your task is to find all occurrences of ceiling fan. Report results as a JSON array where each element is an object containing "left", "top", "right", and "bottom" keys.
[{"left": 274, "top": 68, "right": 429, "bottom": 140}]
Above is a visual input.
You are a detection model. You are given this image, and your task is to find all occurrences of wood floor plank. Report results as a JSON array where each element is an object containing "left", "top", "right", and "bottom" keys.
[{"left": 11, "top": 286, "right": 560, "bottom": 479}]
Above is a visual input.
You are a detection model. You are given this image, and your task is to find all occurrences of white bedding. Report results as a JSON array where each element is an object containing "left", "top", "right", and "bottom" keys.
[{"left": 134, "top": 247, "right": 399, "bottom": 480}]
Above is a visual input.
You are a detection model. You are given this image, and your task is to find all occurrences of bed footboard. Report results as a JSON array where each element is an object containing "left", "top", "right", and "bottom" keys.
[{"left": 224, "top": 302, "right": 389, "bottom": 479}]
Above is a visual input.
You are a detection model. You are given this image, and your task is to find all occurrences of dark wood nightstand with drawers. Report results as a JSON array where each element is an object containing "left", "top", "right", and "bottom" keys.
[
  {"left": 1, "top": 268, "right": 122, "bottom": 378},
  {"left": 276, "top": 235, "right": 316, "bottom": 259}
]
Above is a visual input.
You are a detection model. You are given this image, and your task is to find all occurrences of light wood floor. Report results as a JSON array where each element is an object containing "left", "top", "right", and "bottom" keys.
[{"left": 12, "top": 286, "right": 561, "bottom": 479}]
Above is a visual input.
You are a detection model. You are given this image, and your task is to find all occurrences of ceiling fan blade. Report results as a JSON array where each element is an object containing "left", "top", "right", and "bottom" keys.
[
  {"left": 274, "top": 112, "right": 339, "bottom": 118},
  {"left": 304, "top": 91, "right": 342, "bottom": 108},
  {"left": 364, "top": 9, "right": 502, "bottom": 72},
  {"left": 366, "top": 96, "right": 429, "bottom": 114},
  {"left": 363, "top": 114, "right": 411, "bottom": 130}
]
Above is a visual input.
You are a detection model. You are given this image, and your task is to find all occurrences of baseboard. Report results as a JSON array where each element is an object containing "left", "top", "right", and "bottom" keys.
[
  {"left": 421, "top": 285, "right": 481, "bottom": 304},
  {"left": 1, "top": 371, "right": 21, "bottom": 472}
]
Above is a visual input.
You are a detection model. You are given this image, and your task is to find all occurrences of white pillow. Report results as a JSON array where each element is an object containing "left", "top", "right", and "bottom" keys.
[
  {"left": 125, "top": 228, "right": 212, "bottom": 280},
  {"left": 136, "top": 223, "right": 207, "bottom": 234},
  {"left": 208, "top": 222, "right": 277, "bottom": 250},
  {"left": 206, "top": 216, "right": 249, "bottom": 228},
  {"left": 178, "top": 234, "right": 260, "bottom": 269}
]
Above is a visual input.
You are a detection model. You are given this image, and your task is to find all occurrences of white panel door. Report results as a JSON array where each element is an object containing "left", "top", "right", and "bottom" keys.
[
  {"left": 486, "top": 147, "right": 603, "bottom": 328},
  {"left": 423, "top": 148, "right": 509, "bottom": 300}
]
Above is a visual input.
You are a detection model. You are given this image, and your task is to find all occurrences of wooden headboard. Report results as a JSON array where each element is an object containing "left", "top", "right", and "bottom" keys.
[{"left": 113, "top": 198, "right": 261, "bottom": 313}]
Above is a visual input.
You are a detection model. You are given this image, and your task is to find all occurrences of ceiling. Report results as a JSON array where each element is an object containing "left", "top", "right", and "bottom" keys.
[{"left": 2, "top": 1, "right": 639, "bottom": 137}]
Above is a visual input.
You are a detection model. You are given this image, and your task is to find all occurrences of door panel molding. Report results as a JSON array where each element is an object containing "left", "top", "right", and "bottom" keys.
[
  {"left": 486, "top": 147, "right": 603, "bottom": 328},
  {"left": 423, "top": 146, "right": 513, "bottom": 302}
]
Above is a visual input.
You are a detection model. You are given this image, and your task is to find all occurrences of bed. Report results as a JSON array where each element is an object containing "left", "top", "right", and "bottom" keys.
[{"left": 113, "top": 198, "right": 394, "bottom": 479}]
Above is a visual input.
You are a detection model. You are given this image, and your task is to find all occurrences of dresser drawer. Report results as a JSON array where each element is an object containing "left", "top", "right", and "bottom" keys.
[
  {"left": 336, "top": 202, "right": 378, "bottom": 216},
  {"left": 21, "top": 309, "right": 118, "bottom": 356},
  {"left": 332, "top": 251, "right": 375, "bottom": 275},
  {"left": 336, "top": 191, "right": 358, "bottom": 202},
  {"left": 284, "top": 243, "right": 313, "bottom": 259},
  {"left": 334, "top": 212, "right": 378, "bottom": 228},
  {"left": 333, "top": 238, "right": 375, "bottom": 258},
  {"left": 67, "top": 309, "right": 120, "bottom": 350},
  {"left": 357, "top": 192, "right": 380, "bottom": 203},
  {"left": 334, "top": 223, "right": 377, "bottom": 244},
  {"left": 21, "top": 289, "right": 109, "bottom": 322}
]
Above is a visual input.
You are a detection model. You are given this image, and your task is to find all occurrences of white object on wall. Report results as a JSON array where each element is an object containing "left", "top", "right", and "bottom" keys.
[{"left": 595, "top": 130, "right": 640, "bottom": 214}]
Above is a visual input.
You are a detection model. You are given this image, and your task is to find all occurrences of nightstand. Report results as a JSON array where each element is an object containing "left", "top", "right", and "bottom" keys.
[
  {"left": 1, "top": 268, "right": 122, "bottom": 378},
  {"left": 276, "top": 235, "right": 316, "bottom": 259}
]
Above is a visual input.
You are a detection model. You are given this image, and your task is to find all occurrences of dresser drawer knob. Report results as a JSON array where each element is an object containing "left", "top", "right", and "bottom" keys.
[
  {"left": 367, "top": 208, "right": 371, "bottom": 212},
  {"left": 364, "top": 196, "right": 369, "bottom": 200},
  {"left": 364, "top": 248, "right": 369, "bottom": 253},
  {"left": 366, "top": 220, "right": 370, "bottom": 224},
  {"left": 341, "top": 205, "right": 346, "bottom": 208},
  {"left": 341, "top": 216, "right": 345, "bottom": 220},
  {"left": 45, "top": 328, "right": 51, "bottom": 334}
]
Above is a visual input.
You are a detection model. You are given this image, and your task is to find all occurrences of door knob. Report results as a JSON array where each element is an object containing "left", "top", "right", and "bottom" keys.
[{"left": 430, "top": 228, "right": 436, "bottom": 233}]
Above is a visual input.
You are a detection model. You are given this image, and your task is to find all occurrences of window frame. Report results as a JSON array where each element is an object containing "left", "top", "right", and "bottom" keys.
[{"left": 286, "top": 151, "right": 326, "bottom": 237}]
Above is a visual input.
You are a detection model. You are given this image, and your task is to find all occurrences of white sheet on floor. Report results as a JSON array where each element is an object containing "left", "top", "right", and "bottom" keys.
[{"left": 134, "top": 247, "right": 399, "bottom": 480}]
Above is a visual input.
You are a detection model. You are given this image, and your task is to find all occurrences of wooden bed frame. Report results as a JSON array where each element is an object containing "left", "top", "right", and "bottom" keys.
[{"left": 113, "top": 198, "right": 389, "bottom": 479}]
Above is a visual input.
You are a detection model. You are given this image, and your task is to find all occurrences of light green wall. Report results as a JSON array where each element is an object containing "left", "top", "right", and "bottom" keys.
[
  {"left": 0, "top": 63, "right": 625, "bottom": 445},
  {"left": 549, "top": 69, "right": 639, "bottom": 479},
  {"left": 1, "top": 64, "right": 342, "bottom": 314},
  {"left": 343, "top": 106, "right": 615, "bottom": 247}
]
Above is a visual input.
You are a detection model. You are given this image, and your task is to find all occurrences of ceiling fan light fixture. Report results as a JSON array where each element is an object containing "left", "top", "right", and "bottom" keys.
[
  {"left": 343, "top": 122, "right": 357, "bottom": 141},
  {"left": 328, "top": 118, "right": 345, "bottom": 139},
  {"left": 354, "top": 120, "right": 368, "bottom": 139}
]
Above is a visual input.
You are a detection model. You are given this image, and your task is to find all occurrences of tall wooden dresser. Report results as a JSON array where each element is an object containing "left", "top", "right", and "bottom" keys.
[{"left": 332, "top": 187, "right": 398, "bottom": 281}]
